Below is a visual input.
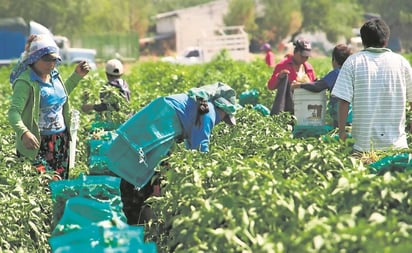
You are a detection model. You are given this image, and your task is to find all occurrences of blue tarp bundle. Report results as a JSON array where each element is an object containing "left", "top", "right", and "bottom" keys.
[{"left": 102, "top": 97, "right": 182, "bottom": 188}]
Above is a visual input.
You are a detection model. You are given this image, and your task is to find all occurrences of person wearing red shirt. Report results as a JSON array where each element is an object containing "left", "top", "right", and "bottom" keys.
[
  {"left": 267, "top": 39, "right": 316, "bottom": 115},
  {"left": 261, "top": 43, "right": 276, "bottom": 68}
]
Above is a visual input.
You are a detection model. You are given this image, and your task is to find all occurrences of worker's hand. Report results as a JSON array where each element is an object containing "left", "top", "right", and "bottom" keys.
[
  {"left": 21, "top": 35, "right": 37, "bottom": 59},
  {"left": 278, "top": 69, "right": 290, "bottom": 79},
  {"left": 22, "top": 131, "right": 40, "bottom": 150},
  {"left": 75, "top": 61, "right": 90, "bottom": 77},
  {"left": 291, "top": 80, "right": 300, "bottom": 89},
  {"left": 81, "top": 104, "right": 94, "bottom": 113},
  {"left": 25, "top": 35, "right": 37, "bottom": 52}
]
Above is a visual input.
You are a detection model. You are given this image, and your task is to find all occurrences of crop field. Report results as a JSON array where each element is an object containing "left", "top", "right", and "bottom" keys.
[{"left": 1, "top": 52, "right": 412, "bottom": 252}]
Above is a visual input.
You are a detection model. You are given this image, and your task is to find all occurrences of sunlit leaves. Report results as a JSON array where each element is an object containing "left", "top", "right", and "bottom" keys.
[{"left": 2, "top": 55, "right": 412, "bottom": 252}]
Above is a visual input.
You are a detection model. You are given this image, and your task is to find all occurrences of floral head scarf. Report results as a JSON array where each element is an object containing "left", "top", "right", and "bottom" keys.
[{"left": 10, "top": 34, "right": 61, "bottom": 84}]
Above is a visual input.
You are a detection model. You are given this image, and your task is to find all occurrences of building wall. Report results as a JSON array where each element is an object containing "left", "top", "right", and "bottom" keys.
[
  {"left": 156, "top": 14, "right": 177, "bottom": 34},
  {"left": 156, "top": 0, "right": 229, "bottom": 53}
]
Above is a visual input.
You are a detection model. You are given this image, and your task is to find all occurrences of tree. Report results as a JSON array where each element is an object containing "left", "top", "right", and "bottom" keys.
[
  {"left": 358, "top": 0, "right": 412, "bottom": 51},
  {"left": 256, "top": 0, "right": 364, "bottom": 53},
  {"left": 0, "top": 0, "right": 154, "bottom": 36},
  {"left": 259, "top": 0, "right": 302, "bottom": 45},
  {"left": 128, "top": 0, "right": 155, "bottom": 37},
  {"left": 0, "top": 0, "right": 81, "bottom": 34},
  {"left": 152, "top": 0, "right": 213, "bottom": 13},
  {"left": 301, "top": 0, "right": 362, "bottom": 42},
  {"left": 223, "top": 0, "right": 257, "bottom": 34}
]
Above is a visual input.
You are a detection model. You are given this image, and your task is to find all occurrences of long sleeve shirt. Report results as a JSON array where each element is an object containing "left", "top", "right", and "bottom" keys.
[
  {"left": 8, "top": 68, "right": 82, "bottom": 159},
  {"left": 267, "top": 55, "right": 316, "bottom": 90},
  {"left": 165, "top": 94, "right": 222, "bottom": 152}
]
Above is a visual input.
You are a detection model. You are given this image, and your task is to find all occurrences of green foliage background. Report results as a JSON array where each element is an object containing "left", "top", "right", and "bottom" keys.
[
  {"left": 0, "top": 0, "right": 411, "bottom": 51},
  {"left": 1, "top": 53, "right": 412, "bottom": 252}
]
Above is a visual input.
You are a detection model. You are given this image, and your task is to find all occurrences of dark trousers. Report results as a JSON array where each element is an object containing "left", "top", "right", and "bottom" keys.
[
  {"left": 270, "top": 77, "right": 294, "bottom": 115},
  {"left": 120, "top": 172, "right": 162, "bottom": 225},
  {"left": 120, "top": 178, "right": 154, "bottom": 225}
]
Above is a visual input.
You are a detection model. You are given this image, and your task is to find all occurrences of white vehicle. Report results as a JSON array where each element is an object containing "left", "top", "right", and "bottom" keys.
[
  {"left": 349, "top": 36, "right": 363, "bottom": 53},
  {"left": 53, "top": 35, "right": 97, "bottom": 70},
  {"left": 0, "top": 17, "right": 96, "bottom": 69},
  {"left": 161, "top": 47, "right": 205, "bottom": 65},
  {"left": 349, "top": 28, "right": 363, "bottom": 53}
]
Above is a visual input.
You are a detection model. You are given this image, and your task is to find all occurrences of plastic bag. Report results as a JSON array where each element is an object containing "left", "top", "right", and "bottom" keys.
[
  {"left": 88, "top": 155, "right": 116, "bottom": 176},
  {"left": 369, "top": 153, "right": 412, "bottom": 175},
  {"left": 49, "top": 213, "right": 157, "bottom": 252},
  {"left": 49, "top": 175, "right": 125, "bottom": 229},
  {"left": 239, "top": 89, "right": 259, "bottom": 106},
  {"left": 51, "top": 197, "right": 125, "bottom": 236},
  {"left": 87, "top": 131, "right": 118, "bottom": 175},
  {"left": 293, "top": 125, "right": 334, "bottom": 138},
  {"left": 187, "top": 82, "right": 240, "bottom": 115},
  {"left": 253, "top": 104, "right": 270, "bottom": 116},
  {"left": 102, "top": 97, "right": 181, "bottom": 189}
]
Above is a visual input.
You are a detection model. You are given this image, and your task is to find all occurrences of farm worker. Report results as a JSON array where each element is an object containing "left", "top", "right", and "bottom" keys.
[
  {"left": 103, "top": 82, "right": 239, "bottom": 224},
  {"left": 8, "top": 34, "right": 90, "bottom": 180},
  {"left": 81, "top": 58, "right": 132, "bottom": 128},
  {"left": 82, "top": 58, "right": 131, "bottom": 112},
  {"left": 292, "top": 44, "right": 352, "bottom": 127},
  {"left": 261, "top": 43, "right": 276, "bottom": 68},
  {"left": 267, "top": 39, "right": 316, "bottom": 115},
  {"left": 332, "top": 18, "right": 412, "bottom": 152}
]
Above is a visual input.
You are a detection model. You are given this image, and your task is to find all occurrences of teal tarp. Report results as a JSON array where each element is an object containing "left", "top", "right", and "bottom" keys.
[
  {"left": 239, "top": 89, "right": 259, "bottom": 106},
  {"left": 102, "top": 97, "right": 182, "bottom": 188},
  {"left": 49, "top": 221, "right": 158, "bottom": 253},
  {"left": 187, "top": 82, "right": 239, "bottom": 115},
  {"left": 293, "top": 125, "right": 334, "bottom": 138},
  {"left": 49, "top": 175, "right": 124, "bottom": 229},
  {"left": 52, "top": 197, "right": 124, "bottom": 236},
  {"left": 253, "top": 104, "right": 270, "bottom": 116},
  {"left": 369, "top": 153, "right": 412, "bottom": 175}
]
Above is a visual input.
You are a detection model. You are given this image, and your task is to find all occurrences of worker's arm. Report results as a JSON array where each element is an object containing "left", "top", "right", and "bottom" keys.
[{"left": 337, "top": 98, "right": 350, "bottom": 140}]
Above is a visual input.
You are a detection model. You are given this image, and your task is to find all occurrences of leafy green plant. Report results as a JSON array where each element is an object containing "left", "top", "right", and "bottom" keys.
[{"left": 1, "top": 55, "right": 412, "bottom": 252}]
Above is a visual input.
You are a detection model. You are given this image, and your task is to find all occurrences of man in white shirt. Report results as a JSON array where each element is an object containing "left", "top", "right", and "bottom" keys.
[{"left": 332, "top": 18, "right": 412, "bottom": 152}]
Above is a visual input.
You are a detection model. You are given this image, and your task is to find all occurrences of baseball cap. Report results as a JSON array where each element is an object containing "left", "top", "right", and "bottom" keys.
[
  {"left": 105, "top": 59, "right": 124, "bottom": 76},
  {"left": 294, "top": 39, "right": 312, "bottom": 57}
]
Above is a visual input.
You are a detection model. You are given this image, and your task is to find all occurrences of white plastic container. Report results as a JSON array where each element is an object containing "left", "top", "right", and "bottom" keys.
[
  {"left": 69, "top": 109, "right": 80, "bottom": 169},
  {"left": 293, "top": 89, "right": 326, "bottom": 126}
]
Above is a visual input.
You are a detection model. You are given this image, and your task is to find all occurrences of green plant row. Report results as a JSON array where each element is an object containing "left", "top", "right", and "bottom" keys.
[
  {"left": 148, "top": 109, "right": 412, "bottom": 252},
  {"left": 0, "top": 52, "right": 412, "bottom": 252}
]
